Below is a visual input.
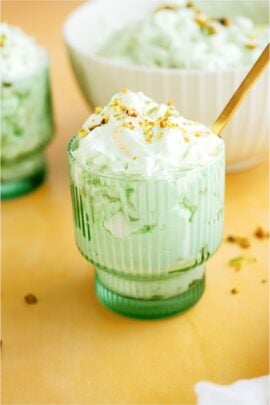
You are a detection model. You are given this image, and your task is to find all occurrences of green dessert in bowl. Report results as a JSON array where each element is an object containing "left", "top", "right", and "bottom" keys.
[
  {"left": 0, "top": 23, "right": 54, "bottom": 199},
  {"left": 68, "top": 90, "right": 224, "bottom": 319}
]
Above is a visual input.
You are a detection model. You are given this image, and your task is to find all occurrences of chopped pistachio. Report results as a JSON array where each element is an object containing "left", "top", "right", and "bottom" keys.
[
  {"left": 195, "top": 16, "right": 208, "bottom": 29},
  {"left": 24, "top": 294, "right": 38, "bottom": 304},
  {"left": 159, "top": 120, "right": 166, "bottom": 128},
  {"left": 123, "top": 121, "right": 135, "bottom": 130},
  {"left": 206, "top": 24, "right": 217, "bottom": 35},
  {"left": 95, "top": 106, "right": 102, "bottom": 114},
  {"left": 254, "top": 226, "right": 269, "bottom": 239},
  {"left": 0, "top": 33, "right": 6, "bottom": 48},
  {"left": 148, "top": 106, "right": 159, "bottom": 114},
  {"left": 245, "top": 42, "right": 257, "bottom": 50},
  {"left": 226, "top": 235, "right": 250, "bottom": 249},
  {"left": 218, "top": 18, "right": 231, "bottom": 26},
  {"left": 229, "top": 256, "right": 256, "bottom": 271},
  {"left": 125, "top": 108, "right": 138, "bottom": 117},
  {"left": 78, "top": 128, "right": 88, "bottom": 138},
  {"left": 167, "top": 99, "right": 174, "bottom": 106},
  {"left": 155, "top": 5, "right": 179, "bottom": 12}
]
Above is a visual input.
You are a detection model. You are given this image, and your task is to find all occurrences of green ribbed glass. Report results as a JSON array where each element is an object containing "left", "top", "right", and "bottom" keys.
[
  {"left": 1, "top": 64, "right": 54, "bottom": 200},
  {"left": 68, "top": 136, "right": 225, "bottom": 319}
]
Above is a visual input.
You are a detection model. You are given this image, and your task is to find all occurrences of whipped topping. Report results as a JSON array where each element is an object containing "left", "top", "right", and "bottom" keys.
[
  {"left": 0, "top": 23, "right": 48, "bottom": 81},
  {"left": 97, "top": 1, "right": 269, "bottom": 70},
  {"left": 72, "top": 90, "right": 223, "bottom": 177}
]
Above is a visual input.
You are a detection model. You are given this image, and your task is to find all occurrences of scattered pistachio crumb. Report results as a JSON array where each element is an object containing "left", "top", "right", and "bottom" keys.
[
  {"left": 254, "top": 226, "right": 269, "bottom": 239},
  {"left": 226, "top": 235, "right": 250, "bottom": 249},
  {"left": 228, "top": 256, "right": 256, "bottom": 271},
  {"left": 194, "top": 132, "right": 201, "bottom": 137},
  {"left": 121, "top": 88, "right": 128, "bottom": 93},
  {"left": 167, "top": 99, "right": 174, "bottom": 106},
  {"left": 24, "top": 294, "right": 38, "bottom": 304}
]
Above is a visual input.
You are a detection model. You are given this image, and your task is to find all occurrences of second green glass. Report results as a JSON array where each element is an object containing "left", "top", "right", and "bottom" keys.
[{"left": 1, "top": 66, "right": 54, "bottom": 200}]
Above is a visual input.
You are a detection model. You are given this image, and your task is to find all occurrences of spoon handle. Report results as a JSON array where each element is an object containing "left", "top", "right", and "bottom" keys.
[{"left": 212, "top": 43, "right": 269, "bottom": 136}]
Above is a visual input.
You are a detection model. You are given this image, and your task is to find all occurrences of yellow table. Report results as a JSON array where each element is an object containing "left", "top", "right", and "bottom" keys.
[{"left": 2, "top": 2, "right": 269, "bottom": 404}]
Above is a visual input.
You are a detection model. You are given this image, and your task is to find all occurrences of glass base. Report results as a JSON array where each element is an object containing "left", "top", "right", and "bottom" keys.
[
  {"left": 95, "top": 274, "right": 205, "bottom": 319},
  {"left": 1, "top": 168, "right": 46, "bottom": 200}
]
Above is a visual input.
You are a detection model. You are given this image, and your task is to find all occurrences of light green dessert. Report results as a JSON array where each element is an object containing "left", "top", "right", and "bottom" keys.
[
  {"left": 98, "top": 1, "right": 269, "bottom": 70},
  {"left": 68, "top": 90, "right": 225, "bottom": 318},
  {"left": 0, "top": 23, "right": 53, "bottom": 199}
]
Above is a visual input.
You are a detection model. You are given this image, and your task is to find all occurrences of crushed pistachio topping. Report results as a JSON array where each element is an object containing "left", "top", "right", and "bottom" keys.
[
  {"left": 72, "top": 90, "right": 223, "bottom": 176},
  {"left": 98, "top": 3, "right": 269, "bottom": 70},
  {"left": 75, "top": 90, "right": 221, "bottom": 162}
]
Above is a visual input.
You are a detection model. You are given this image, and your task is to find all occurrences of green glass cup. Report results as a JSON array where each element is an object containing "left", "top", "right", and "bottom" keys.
[
  {"left": 68, "top": 136, "right": 225, "bottom": 319},
  {"left": 1, "top": 63, "right": 54, "bottom": 200}
]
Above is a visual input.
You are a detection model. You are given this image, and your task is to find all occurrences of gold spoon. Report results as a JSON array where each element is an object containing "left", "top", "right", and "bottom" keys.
[{"left": 212, "top": 43, "right": 270, "bottom": 135}]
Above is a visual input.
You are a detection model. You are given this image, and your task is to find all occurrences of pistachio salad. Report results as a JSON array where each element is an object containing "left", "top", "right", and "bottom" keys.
[
  {"left": 98, "top": 1, "right": 269, "bottom": 70},
  {"left": 0, "top": 23, "right": 53, "bottom": 199},
  {"left": 68, "top": 90, "right": 225, "bottom": 318}
]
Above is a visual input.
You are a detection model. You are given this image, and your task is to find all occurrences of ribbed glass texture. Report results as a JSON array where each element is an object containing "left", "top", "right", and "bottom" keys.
[
  {"left": 68, "top": 137, "right": 225, "bottom": 318},
  {"left": 1, "top": 65, "right": 54, "bottom": 199}
]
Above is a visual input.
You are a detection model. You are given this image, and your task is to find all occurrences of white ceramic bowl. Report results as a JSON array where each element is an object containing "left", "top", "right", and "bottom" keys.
[{"left": 63, "top": 0, "right": 269, "bottom": 171}]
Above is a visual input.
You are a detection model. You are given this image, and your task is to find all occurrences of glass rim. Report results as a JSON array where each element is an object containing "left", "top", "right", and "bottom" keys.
[{"left": 67, "top": 135, "right": 225, "bottom": 182}]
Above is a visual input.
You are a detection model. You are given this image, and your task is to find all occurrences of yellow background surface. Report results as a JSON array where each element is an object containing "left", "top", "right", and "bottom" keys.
[{"left": 2, "top": 1, "right": 269, "bottom": 404}]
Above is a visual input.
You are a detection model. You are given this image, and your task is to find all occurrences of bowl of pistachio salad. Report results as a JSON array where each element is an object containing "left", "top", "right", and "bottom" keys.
[
  {"left": 68, "top": 90, "right": 225, "bottom": 319},
  {"left": 0, "top": 23, "right": 54, "bottom": 200},
  {"left": 64, "top": 0, "right": 269, "bottom": 172}
]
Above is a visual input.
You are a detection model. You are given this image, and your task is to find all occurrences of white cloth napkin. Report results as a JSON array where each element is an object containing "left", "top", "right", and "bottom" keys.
[{"left": 195, "top": 376, "right": 269, "bottom": 405}]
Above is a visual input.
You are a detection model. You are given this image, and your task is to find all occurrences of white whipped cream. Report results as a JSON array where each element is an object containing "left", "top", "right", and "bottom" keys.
[
  {"left": 72, "top": 90, "right": 223, "bottom": 176},
  {"left": 0, "top": 23, "right": 48, "bottom": 82},
  {"left": 98, "top": 1, "right": 269, "bottom": 70}
]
